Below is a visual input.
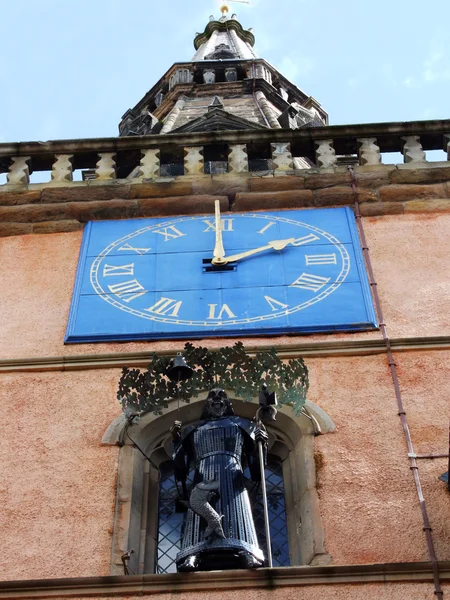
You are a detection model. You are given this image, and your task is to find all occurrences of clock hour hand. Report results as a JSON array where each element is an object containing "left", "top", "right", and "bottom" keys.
[
  {"left": 212, "top": 200, "right": 226, "bottom": 264},
  {"left": 212, "top": 238, "right": 297, "bottom": 265}
]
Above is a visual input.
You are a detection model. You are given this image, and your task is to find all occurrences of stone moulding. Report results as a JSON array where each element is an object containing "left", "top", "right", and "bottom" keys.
[
  {"left": 1, "top": 336, "right": 450, "bottom": 373},
  {"left": 0, "top": 561, "right": 449, "bottom": 598}
]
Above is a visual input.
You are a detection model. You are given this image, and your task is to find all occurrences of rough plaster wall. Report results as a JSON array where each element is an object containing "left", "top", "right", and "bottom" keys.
[
  {"left": 394, "top": 350, "right": 450, "bottom": 561},
  {"left": 0, "top": 353, "right": 448, "bottom": 580},
  {"left": 0, "top": 370, "right": 120, "bottom": 581},
  {"left": 67, "top": 583, "right": 438, "bottom": 600},
  {"left": 1, "top": 212, "right": 450, "bottom": 360},
  {"left": 308, "top": 354, "right": 430, "bottom": 565},
  {"left": 364, "top": 212, "right": 450, "bottom": 338}
]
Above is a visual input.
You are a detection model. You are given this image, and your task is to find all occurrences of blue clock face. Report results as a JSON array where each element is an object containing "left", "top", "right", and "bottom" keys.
[{"left": 66, "top": 207, "right": 377, "bottom": 342}]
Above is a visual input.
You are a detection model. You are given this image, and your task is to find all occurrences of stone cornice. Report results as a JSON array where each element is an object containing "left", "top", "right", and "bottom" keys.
[
  {"left": 1, "top": 118, "right": 449, "bottom": 162},
  {"left": 0, "top": 562, "right": 449, "bottom": 598},
  {"left": 1, "top": 336, "right": 450, "bottom": 374}
]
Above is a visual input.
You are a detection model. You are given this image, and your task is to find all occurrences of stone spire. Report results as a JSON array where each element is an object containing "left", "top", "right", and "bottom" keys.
[
  {"left": 118, "top": 12, "right": 328, "bottom": 139},
  {"left": 192, "top": 12, "right": 257, "bottom": 61}
]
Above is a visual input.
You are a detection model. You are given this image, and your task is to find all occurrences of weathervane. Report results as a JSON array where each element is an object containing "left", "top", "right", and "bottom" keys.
[{"left": 219, "top": 0, "right": 251, "bottom": 15}]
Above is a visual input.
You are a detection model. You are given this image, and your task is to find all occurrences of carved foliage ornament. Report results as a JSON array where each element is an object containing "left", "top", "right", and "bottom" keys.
[{"left": 117, "top": 342, "right": 309, "bottom": 416}]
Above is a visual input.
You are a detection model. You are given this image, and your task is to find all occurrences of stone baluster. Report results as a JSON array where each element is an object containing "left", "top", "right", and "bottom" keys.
[
  {"left": 271, "top": 142, "right": 294, "bottom": 172},
  {"left": 315, "top": 139, "right": 337, "bottom": 168},
  {"left": 7, "top": 156, "right": 31, "bottom": 185},
  {"left": 138, "top": 149, "right": 160, "bottom": 179},
  {"left": 402, "top": 136, "right": 426, "bottom": 163},
  {"left": 51, "top": 154, "right": 73, "bottom": 182},
  {"left": 228, "top": 144, "right": 249, "bottom": 173},
  {"left": 184, "top": 146, "right": 204, "bottom": 176},
  {"left": 357, "top": 138, "right": 382, "bottom": 166},
  {"left": 95, "top": 153, "right": 116, "bottom": 180},
  {"left": 444, "top": 134, "right": 450, "bottom": 161}
]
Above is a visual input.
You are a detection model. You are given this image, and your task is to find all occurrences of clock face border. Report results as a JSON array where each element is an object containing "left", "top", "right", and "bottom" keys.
[{"left": 65, "top": 207, "right": 378, "bottom": 343}]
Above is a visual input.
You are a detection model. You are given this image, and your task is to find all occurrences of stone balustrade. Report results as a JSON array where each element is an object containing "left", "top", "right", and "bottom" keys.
[{"left": 1, "top": 119, "right": 449, "bottom": 187}]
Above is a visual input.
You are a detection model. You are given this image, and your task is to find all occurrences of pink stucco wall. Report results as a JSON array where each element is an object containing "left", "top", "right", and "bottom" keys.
[
  {"left": 1, "top": 352, "right": 448, "bottom": 580},
  {"left": 0, "top": 212, "right": 448, "bottom": 587},
  {"left": 64, "top": 582, "right": 440, "bottom": 600},
  {"left": 0, "top": 213, "right": 449, "bottom": 360}
]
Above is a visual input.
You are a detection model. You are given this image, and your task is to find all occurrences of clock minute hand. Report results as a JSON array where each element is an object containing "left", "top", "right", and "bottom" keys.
[{"left": 217, "top": 238, "right": 297, "bottom": 264}]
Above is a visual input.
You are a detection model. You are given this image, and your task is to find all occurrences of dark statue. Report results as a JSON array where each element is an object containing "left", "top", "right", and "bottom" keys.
[{"left": 171, "top": 388, "right": 268, "bottom": 571}]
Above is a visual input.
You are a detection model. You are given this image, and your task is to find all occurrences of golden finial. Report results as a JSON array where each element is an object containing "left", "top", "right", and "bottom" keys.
[{"left": 219, "top": 0, "right": 251, "bottom": 15}]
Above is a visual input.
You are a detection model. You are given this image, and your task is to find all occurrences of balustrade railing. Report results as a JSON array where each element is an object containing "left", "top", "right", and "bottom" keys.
[{"left": 1, "top": 120, "right": 449, "bottom": 186}]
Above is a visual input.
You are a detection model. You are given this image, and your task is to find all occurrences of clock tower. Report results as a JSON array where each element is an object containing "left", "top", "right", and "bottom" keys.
[{"left": 117, "top": 9, "right": 327, "bottom": 173}]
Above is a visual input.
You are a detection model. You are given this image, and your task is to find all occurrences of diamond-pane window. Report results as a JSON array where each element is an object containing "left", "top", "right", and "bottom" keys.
[{"left": 155, "top": 457, "right": 289, "bottom": 573}]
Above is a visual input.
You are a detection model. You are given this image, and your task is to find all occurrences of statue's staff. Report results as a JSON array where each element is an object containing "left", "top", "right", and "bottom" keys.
[{"left": 255, "top": 385, "right": 278, "bottom": 568}]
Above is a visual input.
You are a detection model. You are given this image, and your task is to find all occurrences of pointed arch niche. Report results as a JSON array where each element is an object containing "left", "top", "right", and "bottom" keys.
[{"left": 103, "top": 395, "right": 335, "bottom": 575}]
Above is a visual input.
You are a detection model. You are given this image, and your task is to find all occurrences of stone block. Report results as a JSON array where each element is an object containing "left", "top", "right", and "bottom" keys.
[
  {"left": 65, "top": 199, "right": 139, "bottom": 222},
  {"left": 192, "top": 175, "right": 248, "bottom": 197},
  {"left": 0, "top": 203, "right": 66, "bottom": 223},
  {"left": 0, "top": 190, "right": 41, "bottom": 206},
  {"left": 138, "top": 195, "right": 228, "bottom": 217},
  {"left": 41, "top": 184, "right": 130, "bottom": 203},
  {"left": 379, "top": 183, "right": 446, "bottom": 203},
  {"left": 304, "top": 171, "right": 351, "bottom": 189},
  {"left": 32, "top": 220, "right": 84, "bottom": 234},
  {"left": 129, "top": 180, "right": 193, "bottom": 199},
  {"left": 404, "top": 199, "right": 450, "bottom": 213},
  {"left": 0, "top": 222, "right": 33, "bottom": 237},
  {"left": 249, "top": 175, "right": 305, "bottom": 192},
  {"left": 390, "top": 164, "right": 450, "bottom": 185},
  {"left": 314, "top": 186, "right": 377, "bottom": 206},
  {"left": 359, "top": 202, "right": 404, "bottom": 216},
  {"left": 353, "top": 168, "right": 393, "bottom": 188},
  {"left": 234, "top": 189, "right": 314, "bottom": 211}
]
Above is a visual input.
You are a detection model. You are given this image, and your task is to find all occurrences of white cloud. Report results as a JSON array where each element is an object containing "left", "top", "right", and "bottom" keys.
[{"left": 402, "top": 76, "right": 414, "bottom": 87}]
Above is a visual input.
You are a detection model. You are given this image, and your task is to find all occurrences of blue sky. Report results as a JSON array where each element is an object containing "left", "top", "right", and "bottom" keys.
[{"left": 0, "top": 0, "right": 449, "bottom": 145}]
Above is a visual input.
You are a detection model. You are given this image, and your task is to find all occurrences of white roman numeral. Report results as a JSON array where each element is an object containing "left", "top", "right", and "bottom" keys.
[
  {"left": 257, "top": 222, "right": 276, "bottom": 235},
  {"left": 203, "top": 219, "right": 234, "bottom": 232},
  {"left": 108, "top": 279, "right": 146, "bottom": 302},
  {"left": 208, "top": 304, "right": 236, "bottom": 320},
  {"left": 290, "top": 273, "right": 330, "bottom": 292},
  {"left": 305, "top": 253, "right": 337, "bottom": 266},
  {"left": 146, "top": 297, "right": 182, "bottom": 317},
  {"left": 291, "top": 234, "right": 320, "bottom": 246},
  {"left": 103, "top": 263, "right": 135, "bottom": 277},
  {"left": 153, "top": 226, "right": 186, "bottom": 242},
  {"left": 118, "top": 243, "right": 151, "bottom": 255},
  {"left": 264, "top": 296, "right": 289, "bottom": 311}
]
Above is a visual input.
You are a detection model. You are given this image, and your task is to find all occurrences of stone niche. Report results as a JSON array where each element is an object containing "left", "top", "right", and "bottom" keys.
[{"left": 103, "top": 396, "right": 335, "bottom": 575}]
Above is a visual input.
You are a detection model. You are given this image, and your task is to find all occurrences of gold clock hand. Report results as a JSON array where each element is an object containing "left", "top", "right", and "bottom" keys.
[
  {"left": 212, "top": 200, "right": 226, "bottom": 264},
  {"left": 212, "top": 238, "right": 296, "bottom": 265}
]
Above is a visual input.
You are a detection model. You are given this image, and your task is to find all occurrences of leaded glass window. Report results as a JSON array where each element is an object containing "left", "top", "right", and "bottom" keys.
[{"left": 155, "top": 457, "right": 289, "bottom": 573}]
